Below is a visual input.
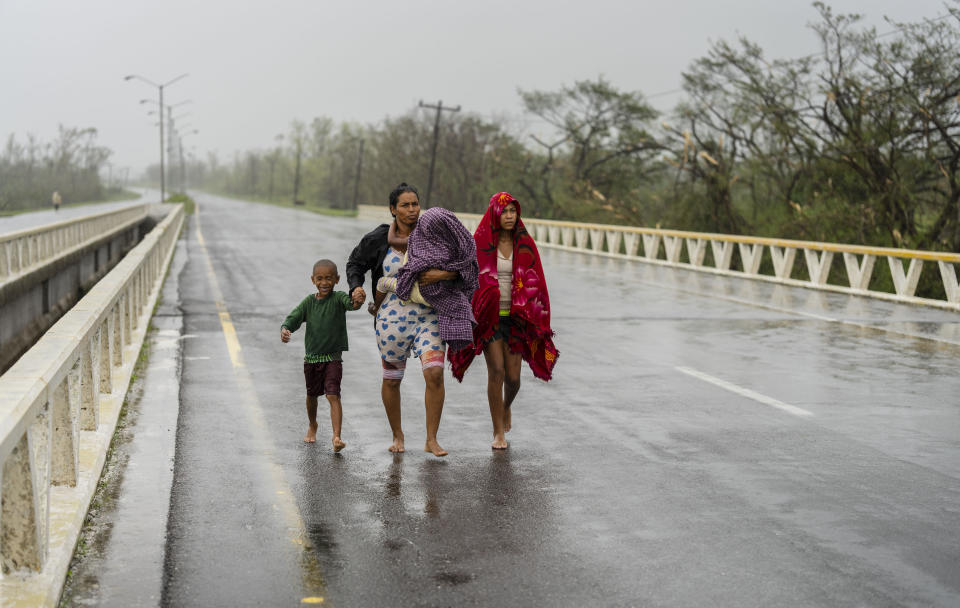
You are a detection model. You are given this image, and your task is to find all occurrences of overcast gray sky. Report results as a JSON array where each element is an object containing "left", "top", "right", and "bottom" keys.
[{"left": 0, "top": 0, "right": 952, "bottom": 175}]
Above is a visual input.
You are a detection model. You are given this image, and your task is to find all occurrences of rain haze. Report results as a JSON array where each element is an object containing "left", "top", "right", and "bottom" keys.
[{"left": 0, "top": 0, "right": 952, "bottom": 175}]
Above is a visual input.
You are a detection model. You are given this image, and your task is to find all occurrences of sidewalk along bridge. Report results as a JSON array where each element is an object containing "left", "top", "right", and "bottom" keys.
[{"left": 2, "top": 198, "right": 959, "bottom": 606}]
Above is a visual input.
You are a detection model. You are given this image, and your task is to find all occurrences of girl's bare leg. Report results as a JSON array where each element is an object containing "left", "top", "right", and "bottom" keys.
[
  {"left": 381, "top": 378, "right": 405, "bottom": 452},
  {"left": 503, "top": 346, "right": 523, "bottom": 433},
  {"left": 305, "top": 395, "right": 319, "bottom": 443},
  {"left": 483, "top": 340, "right": 508, "bottom": 449},
  {"left": 326, "top": 394, "right": 346, "bottom": 452},
  {"left": 423, "top": 366, "right": 448, "bottom": 456}
]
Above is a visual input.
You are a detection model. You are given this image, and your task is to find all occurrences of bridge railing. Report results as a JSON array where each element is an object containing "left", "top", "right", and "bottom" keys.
[
  {"left": 0, "top": 204, "right": 183, "bottom": 599},
  {"left": 0, "top": 204, "right": 150, "bottom": 283},
  {"left": 455, "top": 214, "right": 960, "bottom": 311}
]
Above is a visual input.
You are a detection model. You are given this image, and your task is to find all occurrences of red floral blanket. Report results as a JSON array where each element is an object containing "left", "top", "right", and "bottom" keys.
[{"left": 450, "top": 192, "right": 558, "bottom": 381}]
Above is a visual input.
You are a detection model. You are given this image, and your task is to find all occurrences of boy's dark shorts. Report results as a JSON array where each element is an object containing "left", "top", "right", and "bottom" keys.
[{"left": 303, "top": 361, "right": 342, "bottom": 397}]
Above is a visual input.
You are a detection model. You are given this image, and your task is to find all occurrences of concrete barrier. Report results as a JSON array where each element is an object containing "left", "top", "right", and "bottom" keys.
[
  {"left": 0, "top": 205, "right": 152, "bottom": 374},
  {"left": 454, "top": 213, "right": 960, "bottom": 312},
  {"left": 0, "top": 204, "right": 184, "bottom": 607}
]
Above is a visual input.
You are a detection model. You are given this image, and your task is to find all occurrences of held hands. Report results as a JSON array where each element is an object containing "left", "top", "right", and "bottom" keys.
[
  {"left": 418, "top": 269, "right": 458, "bottom": 286},
  {"left": 351, "top": 287, "right": 366, "bottom": 310},
  {"left": 280, "top": 327, "right": 291, "bottom": 343}
]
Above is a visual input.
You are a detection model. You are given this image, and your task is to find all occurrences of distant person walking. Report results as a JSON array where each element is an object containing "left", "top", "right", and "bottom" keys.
[
  {"left": 450, "top": 192, "right": 558, "bottom": 450},
  {"left": 52, "top": 191, "right": 62, "bottom": 211}
]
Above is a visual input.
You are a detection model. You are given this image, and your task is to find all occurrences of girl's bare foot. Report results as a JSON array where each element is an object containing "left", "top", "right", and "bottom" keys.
[
  {"left": 304, "top": 423, "right": 318, "bottom": 443},
  {"left": 504, "top": 408, "right": 512, "bottom": 433},
  {"left": 333, "top": 437, "right": 346, "bottom": 452},
  {"left": 491, "top": 434, "right": 508, "bottom": 450},
  {"left": 389, "top": 435, "right": 405, "bottom": 453},
  {"left": 424, "top": 439, "right": 448, "bottom": 457}
]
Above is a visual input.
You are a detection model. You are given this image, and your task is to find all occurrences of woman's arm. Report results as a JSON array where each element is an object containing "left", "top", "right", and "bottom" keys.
[
  {"left": 418, "top": 269, "right": 458, "bottom": 285},
  {"left": 346, "top": 226, "right": 387, "bottom": 300}
]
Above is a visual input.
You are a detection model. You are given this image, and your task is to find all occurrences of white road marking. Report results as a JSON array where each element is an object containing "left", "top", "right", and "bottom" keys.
[{"left": 675, "top": 366, "right": 814, "bottom": 418}]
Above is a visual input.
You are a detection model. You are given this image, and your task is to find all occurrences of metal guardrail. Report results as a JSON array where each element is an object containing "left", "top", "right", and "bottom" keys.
[
  {"left": 455, "top": 213, "right": 960, "bottom": 311},
  {"left": 0, "top": 204, "right": 183, "bottom": 601},
  {"left": 0, "top": 204, "right": 150, "bottom": 283}
]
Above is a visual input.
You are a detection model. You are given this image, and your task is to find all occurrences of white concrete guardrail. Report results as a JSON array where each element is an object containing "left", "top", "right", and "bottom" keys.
[
  {"left": 0, "top": 205, "right": 150, "bottom": 284},
  {"left": 359, "top": 205, "right": 960, "bottom": 311},
  {"left": 0, "top": 203, "right": 184, "bottom": 607}
]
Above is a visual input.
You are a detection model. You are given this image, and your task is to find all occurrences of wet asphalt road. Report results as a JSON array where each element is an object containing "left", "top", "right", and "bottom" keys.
[{"left": 106, "top": 192, "right": 960, "bottom": 606}]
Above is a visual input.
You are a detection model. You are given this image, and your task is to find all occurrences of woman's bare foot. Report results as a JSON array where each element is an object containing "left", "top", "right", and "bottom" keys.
[
  {"left": 304, "top": 422, "right": 318, "bottom": 443},
  {"left": 389, "top": 435, "right": 405, "bottom": 453},
  {"left": 504, "top": 408, "right": 512, "bottom": 433},
  {"left": 424, "top": 439, "right": 448, "bottom": 457},
  {"left": 491, "top": 433, "right": 508, "bottom": 450},
  {"left": 333, "top": 437, "right": 346, "bottom": 452}
]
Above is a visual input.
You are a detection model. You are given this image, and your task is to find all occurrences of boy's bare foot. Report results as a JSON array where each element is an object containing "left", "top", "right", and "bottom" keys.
[
  {"left": 504, "top": 408, "right": 512, "bottom": 433},
  {"left": 333, "top": 437, "right": 346, "bottom": 452},
  {"left": 491, "top": 434, "right": 508, "bottom": 450},
  {"left": 424, "top": 439, "right": 448, "bottom": 457},
  {"left": 388, "top": 435, "right": 405, "bottom": 453},
  {"left": 304, "top": 423, "right": 318, "bottom": 443}
]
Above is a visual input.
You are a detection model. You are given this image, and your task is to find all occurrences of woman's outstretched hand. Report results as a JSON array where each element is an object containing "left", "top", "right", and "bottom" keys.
[{"left": 419, "top": 269, "right": 458, "bottom": 285}]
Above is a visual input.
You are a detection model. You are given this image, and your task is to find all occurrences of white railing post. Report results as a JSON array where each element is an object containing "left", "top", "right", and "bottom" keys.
[
  {"left": 888, "top": 257, "right": 923, "bottom": 297},
  {"left": 99, "top": 319, "right": 113, "bottom": 394},
  {"left": 548, "top": 226, "right": 560, "bottom": 245},
  {"left": 80, "top": 329, "right": 100, "bottom": 430},
  {"left": 939, "top": 261, "right": 959, "bottom": 304},
  {"left": 738, "top": 243, "right": 764, "bottom": 275},
  {"left": 1, "top": 402, "right": 51, "bottom": 573},
  {"left": 574, "top": 227, "right": 588, "bottom": 250},
  {"left": 664, "top": 236, "right": 683, "bottom": 263},
  {"left": 605, "top": 230, "right": 623, "bottom": 255},
  {"left": 710, "top": 240, "right": 734, "bottom": 270},
  {"left": 590, "top": 229, "right": 605, "bottom": 253},
  {"left": 641, "top": 234, "right": 661, "bottom": 261},
  {"left": 112, "top": 302, "right": 124, "bottom": 367},
  {"left": 623, "top": 233, "right": 640, "bottom": 257},
  {"left": 804, "top": 248, "right": 834, "bottom": 285},
  {"left": 770, "top": 246, "right": 797, "bottom": 280},
  {"left": 51, "top": 362, "right": 80, "bottom": 487},
  {"left": 843, "top": 253, "right": 876, "bottom": 291},
  {"left": 685, "top": 238, "right": 707, "bottom": 267}
]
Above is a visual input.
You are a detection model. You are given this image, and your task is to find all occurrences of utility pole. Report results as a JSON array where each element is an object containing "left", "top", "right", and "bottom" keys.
[
  {"left": 166, "top": 106, "right": 175, "bottom": 192},
  {"left": 292, "top": 137, "right": 303, "bottom": 205},
  {"left": 418, "top": 99, "right": 460, "bottom": 207},
  {"left": 351, "top": 137, "right": 365, "bottom": 210}
]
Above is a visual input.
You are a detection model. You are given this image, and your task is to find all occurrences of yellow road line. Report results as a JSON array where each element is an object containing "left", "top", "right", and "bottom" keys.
[{"left": 194, "top": 204, "right": 328, "bottom": 603}]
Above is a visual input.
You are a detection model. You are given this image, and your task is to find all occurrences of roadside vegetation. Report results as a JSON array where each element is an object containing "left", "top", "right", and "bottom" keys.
[{"left": 0, "top": 125, "right": 137, "bottom": 214}]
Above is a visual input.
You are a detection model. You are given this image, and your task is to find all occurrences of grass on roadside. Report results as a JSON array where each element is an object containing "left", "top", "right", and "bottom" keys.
[{"left": 165, "top": 192, "right": 196, "bottom": 215}]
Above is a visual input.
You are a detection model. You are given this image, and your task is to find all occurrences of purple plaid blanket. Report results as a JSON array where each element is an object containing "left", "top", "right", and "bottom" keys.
[{"left": 396, "top": 208, "right": 479, "bottom": 351}]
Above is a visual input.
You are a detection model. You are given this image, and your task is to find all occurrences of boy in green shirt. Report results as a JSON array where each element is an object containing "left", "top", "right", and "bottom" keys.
[{"left": 281, "top": 259, "right": 363, "bottom": 449}]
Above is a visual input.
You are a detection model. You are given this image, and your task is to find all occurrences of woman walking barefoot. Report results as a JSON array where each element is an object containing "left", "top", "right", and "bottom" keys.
[
  {"left": 346, "top": 183, "right": 458, "bottom": 456},
  {"left": 450, "top": 192, "right": 558, "bottom": 449}
]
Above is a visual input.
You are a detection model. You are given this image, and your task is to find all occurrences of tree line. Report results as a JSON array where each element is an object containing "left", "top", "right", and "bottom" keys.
[
  {"left": 190, "top": 4, "right": 959, "bottom": 254},
  {"left": 0, "top": 126, "right": 115, "bottom": 213}
]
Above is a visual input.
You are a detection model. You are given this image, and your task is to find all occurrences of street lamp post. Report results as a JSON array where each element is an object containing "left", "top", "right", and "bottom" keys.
[
  {"left": 177, "top": 128, "right": 199, "bottom": 192},
  {"left": 124, "top": 73, "right": 188, "bottom": 202}
]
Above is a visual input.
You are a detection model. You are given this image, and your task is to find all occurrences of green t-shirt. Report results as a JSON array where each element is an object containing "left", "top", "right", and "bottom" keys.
[{"left": 282, "top": 291, "right": 353, "bottom": 362}]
